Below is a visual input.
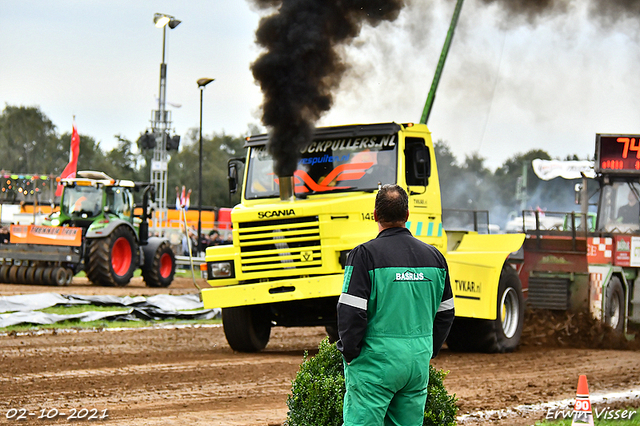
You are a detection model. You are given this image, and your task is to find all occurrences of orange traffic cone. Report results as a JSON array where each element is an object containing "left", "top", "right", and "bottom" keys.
[{"left": 571, "top": 375, "right": 594, "bottom": 426}]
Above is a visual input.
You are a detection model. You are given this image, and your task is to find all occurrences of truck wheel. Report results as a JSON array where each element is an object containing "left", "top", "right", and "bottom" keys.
[
  {"left": 142, "top": 242, "right": 175, "bottom": 288},
  {"left": 604, "top": 277, "right": 625, "bottom": 334},
  {"left": 222, "top": 305, "right": 272, "bottom": 352},
  {"left": 87, "top": 226, "right": 138, "bottom": 287},
  {"left": 447, "top": 265, "right": 524, "bottom": 353}
]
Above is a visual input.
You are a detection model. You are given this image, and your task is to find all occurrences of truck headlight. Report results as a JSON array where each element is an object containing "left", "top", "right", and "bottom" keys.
[{"left": 207, "top": 261, "right": 235, "bottom": 279}]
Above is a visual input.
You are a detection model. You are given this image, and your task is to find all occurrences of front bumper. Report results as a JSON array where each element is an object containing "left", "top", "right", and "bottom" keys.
[{"left": 201, "top": 273, "right": 344, "bottom": 309}]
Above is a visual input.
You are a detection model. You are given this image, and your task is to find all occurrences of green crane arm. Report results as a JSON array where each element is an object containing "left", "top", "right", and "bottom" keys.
[{"left": 420, "top": 0, "right": 465, "bottom": 125}]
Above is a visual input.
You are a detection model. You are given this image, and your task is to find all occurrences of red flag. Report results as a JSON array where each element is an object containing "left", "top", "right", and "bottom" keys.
[{"left": 55, "top": 121, "right": 80, "bottom": 197}]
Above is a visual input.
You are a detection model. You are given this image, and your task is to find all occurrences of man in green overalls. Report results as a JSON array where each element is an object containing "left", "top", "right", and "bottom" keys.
[{"left": 337, "top": 184, "right": 455, "bottom": 426}]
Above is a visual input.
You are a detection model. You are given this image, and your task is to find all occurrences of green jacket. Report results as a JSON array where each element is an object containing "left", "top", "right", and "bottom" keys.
[{"left": 337, "top": 227, "right": 454, "bottom": 363}]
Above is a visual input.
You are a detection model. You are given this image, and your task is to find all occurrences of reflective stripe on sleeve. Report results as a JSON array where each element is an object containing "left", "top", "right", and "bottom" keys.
[
  {"left": 338, "top": 293, "right": 368, "bottom": 311},
  {"left": 437, "top": 297, "right": 454, "bottom": 312}
]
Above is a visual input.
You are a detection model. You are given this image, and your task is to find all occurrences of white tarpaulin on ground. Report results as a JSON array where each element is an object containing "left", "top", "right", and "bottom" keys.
[
  {"left": 0, "top": 293, "right": 221, "bottom": 328},
  {"left": 0, "top": 293, "right": 205, "bottom": 313},
  {"left": 532, "top": 159, "right": 595, "bottom": 181}
]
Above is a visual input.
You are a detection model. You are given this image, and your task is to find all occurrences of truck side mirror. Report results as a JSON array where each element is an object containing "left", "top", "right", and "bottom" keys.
[
  {"left": 228, "top": 163, "right": 238, "bottom": 194},
  {"left": 227, "top": 157, "right": 246, "bottom": 196},
  {"left": 414, "top": 146, "right": 431, "bottom": 186}
]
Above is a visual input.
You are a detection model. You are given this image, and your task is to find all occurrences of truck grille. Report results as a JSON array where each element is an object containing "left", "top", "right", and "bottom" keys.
[{"left": 238, "top": 216, "right": 322, "bottom": 274}]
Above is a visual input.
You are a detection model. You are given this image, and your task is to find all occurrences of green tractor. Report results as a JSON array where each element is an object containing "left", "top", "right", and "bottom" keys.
[{"left": 27, "top": 170, "right": 177, "bottom": 287}]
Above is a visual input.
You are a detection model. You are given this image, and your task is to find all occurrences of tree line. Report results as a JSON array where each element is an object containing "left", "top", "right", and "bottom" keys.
[
  {"left": 0, "top": 105, "right": 246, "bottom": 209},
  {"left": 0, "top": 104, "right": 588, "bottom": 228},
  {"left": 434, "top": 141, "right": 591, "bottom": 228}
]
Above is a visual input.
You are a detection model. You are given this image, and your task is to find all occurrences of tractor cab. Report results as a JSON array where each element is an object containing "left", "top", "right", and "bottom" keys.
[
  {"left": 62, "top": 185, "right": 103, "bottom": 219},
  {"left": 46, "top": 171, "right": 136, "bottom": 230},
  {"left": 597, "top": 180, "right": 640, "bottom": 234}
]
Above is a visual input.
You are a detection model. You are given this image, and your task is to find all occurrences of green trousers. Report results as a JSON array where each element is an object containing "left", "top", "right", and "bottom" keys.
[{"left": 343, "top": 338, "right": 431, "bottom": 426}]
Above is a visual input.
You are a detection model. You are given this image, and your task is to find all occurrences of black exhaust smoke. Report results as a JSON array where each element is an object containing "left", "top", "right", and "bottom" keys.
[
  {"left": 249, "top": 0, "right": 637, "bottom": 181},
  {"left": 250, "top": 0, "right": 404, "bottom": 178},
  {"left": 477, "top": 0, "right": 640, "bottom": 23}
]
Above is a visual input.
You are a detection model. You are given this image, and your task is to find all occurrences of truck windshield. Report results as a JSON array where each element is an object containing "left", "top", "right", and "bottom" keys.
[
  {"left": 599, "top": 181, "right": 640, "bottom": 232},
  {"left": 62, "top": 186, "right": 103, "bottom": 218},
  {"left": 245, "top": 134, "right": 397, "bottom": 199}
]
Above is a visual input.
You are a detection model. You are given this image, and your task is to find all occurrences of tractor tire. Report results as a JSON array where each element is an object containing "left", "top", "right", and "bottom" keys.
[
  {"left": 142, "top": 241, "right": 176, "bottom": 288},
  {"left": 222, "top": 305, "right": 272, "bottom": 352},
  {"left": 86, "top": 226, "right": 138, "bottom": 287},
  {"left": 446, "top": 264, "right": 524, "bottom": 353},
  {"left": 604, "top": 277, "right": 625, "bottom": 334}
]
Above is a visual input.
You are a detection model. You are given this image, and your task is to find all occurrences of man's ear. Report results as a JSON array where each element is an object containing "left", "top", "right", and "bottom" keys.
[
  {"left": 405, "top": 211, "right": 409, "bottom": 222},
  {"left": 374, "top": 209, "right": 379, "bottom": 222}
]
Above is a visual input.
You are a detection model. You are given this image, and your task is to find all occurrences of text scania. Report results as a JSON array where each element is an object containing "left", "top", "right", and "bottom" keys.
[{"left": 258, "top": 209, "right": 295, "bottom": 219}]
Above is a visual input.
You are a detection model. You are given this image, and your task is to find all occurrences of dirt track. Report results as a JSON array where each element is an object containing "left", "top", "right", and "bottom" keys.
[{"left": 2, "top": 279, "right": 640, "bottom": 425}]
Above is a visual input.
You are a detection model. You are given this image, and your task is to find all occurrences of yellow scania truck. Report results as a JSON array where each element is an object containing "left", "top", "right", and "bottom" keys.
[{"left": 201, "top": 122, "right": 525, "bottom": 353}]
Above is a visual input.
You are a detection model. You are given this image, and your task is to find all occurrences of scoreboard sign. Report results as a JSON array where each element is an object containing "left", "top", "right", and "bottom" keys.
[{"left": 596, "top": 133, "right": 640, "bottom": 173}]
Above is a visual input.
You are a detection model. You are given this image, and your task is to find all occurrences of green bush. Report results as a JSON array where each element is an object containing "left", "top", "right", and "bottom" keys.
[{"left": 285, "top": 338, "right": 458, "bottom": 426}]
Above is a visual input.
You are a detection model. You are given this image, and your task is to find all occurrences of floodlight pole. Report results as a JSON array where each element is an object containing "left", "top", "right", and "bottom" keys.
[
  {"left": 197, "top": 78, "right": 214, "bottom": 254},
  {"left": 150, "top": 13, "right": 180, "bottom": 231}
]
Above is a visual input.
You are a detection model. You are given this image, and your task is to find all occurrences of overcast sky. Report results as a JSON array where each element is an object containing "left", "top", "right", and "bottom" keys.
[{"left": 2, "top": 0, "right": 639, "bottom": 171}]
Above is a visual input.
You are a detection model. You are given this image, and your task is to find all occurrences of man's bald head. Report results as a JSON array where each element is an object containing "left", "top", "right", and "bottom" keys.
[{"left": 374, "top": 184, "right": 409, "bottom": 227}]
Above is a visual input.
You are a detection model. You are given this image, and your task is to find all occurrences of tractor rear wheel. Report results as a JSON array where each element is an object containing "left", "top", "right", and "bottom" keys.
[
  {"left": 87, "top": 226, "right": 138, "bottom": 287},
  {"left": 446, "top": 264, "right": 524, "bottom": 353},
  {"left": 142, "top": 242, "right": 175, "bottom": 287},
  {"left": 222, "top": 305, "right": 272, "bottom": 352}
]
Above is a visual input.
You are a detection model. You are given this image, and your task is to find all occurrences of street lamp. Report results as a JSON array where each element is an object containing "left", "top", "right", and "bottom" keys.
[
  {"left": 150, "top": 13, "right": 180, "bottom": 230},
  {"left": 197, "top": 77, "right": 214, "bottom": 254}
]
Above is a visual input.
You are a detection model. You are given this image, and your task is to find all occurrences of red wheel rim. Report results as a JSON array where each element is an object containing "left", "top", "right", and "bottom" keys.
[
  {"left": 112, "top": 237, "right": 132, "bottom": 276},
  {"left": 159, "top": 252, "right": 172, "bottom": 278}
]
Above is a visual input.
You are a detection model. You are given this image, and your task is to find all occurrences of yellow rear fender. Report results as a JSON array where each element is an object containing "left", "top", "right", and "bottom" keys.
[{"left": 445, "top": 233, "right": 524, "bottom": 320}]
